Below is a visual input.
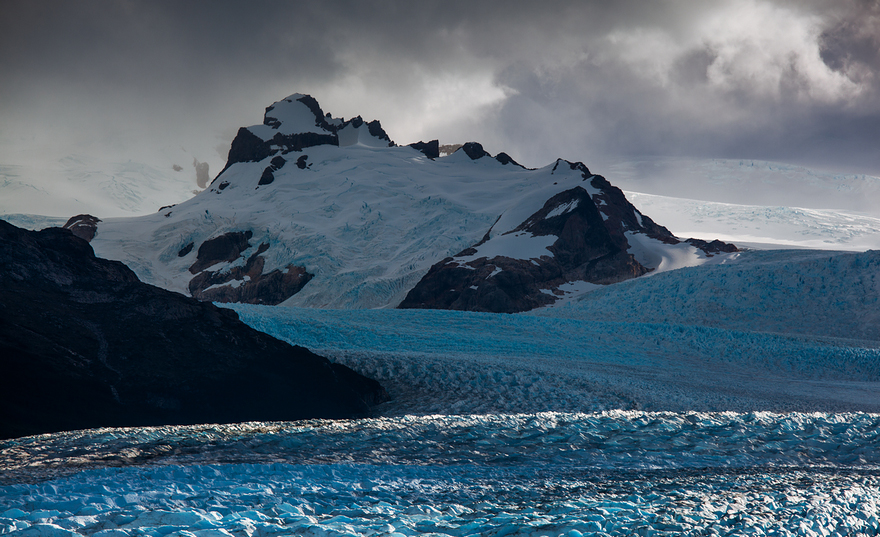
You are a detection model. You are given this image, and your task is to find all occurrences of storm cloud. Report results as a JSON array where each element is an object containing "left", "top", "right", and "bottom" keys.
[{"left": 1, "top": 0, "right": 878, "bottom": 175}]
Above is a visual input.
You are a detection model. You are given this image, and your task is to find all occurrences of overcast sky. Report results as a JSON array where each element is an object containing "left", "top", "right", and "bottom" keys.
[{"left": 1, "top": 0, "right": 878, "bottom": 176}]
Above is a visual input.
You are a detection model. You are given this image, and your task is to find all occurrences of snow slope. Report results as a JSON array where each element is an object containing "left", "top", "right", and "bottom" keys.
[
  {"left": 0, "top": 152, "right": 200, "bottom": 221},
  {"left": 626, "top": 191, "right": 880, "bottom": 251},
  {"left": 538, "top": 248, "right": 880, "bottom": 340},
  {"left": 604, "top": 156, "right": 880, "bottom": 216}
]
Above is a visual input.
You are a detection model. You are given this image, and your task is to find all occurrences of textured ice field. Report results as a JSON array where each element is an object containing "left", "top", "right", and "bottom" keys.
[
  {"left": 3, "top": 413, "right": 880, "bottom": 536},
  {"left": 3, "top": 249, "right": 880, "bottom": 536},
  {"left": 225, "top": 248, "right": 880, "bottom": 415}
]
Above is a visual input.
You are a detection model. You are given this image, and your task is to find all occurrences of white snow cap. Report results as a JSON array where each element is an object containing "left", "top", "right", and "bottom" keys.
[
  {"left": 247, "top": 94, "right": 332, "bottom": 141},
  {"left": 245, "top": 93, "right": 393, "bottom": 148}
]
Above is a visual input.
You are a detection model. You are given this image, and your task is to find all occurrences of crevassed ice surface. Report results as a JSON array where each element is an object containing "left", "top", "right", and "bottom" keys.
[
  {"left": 2, "top": 413, "right": 880, "bottom": 536},
  {"left": 4, "top": 249, "right": 880, "bottom": 536},
  {"left": 2, "top": 412, "right": 880, "bottom": 537}
]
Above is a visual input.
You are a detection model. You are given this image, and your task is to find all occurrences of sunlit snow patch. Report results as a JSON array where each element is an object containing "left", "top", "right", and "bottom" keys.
[
  {"left": 625, "top": 231, "right": 736, "bottom": 273},
  {"left": 455, "top": 232, "right": 556, "bottom": 264}
]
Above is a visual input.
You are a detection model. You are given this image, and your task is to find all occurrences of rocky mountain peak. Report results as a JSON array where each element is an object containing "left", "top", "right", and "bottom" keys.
[
  {"left": 90, "top": 93, "right": 737, "bottom": 311},
  {"left": 449, "top": 141, "right": 525, "bottom": 167},
  {"left": 215, "top": 93, "right": 394, "bottom": 179}
]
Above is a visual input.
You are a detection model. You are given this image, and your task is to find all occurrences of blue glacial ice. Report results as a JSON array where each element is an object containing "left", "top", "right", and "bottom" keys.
[
  {"left": 3, "top": 248, "right": 880, "bottom": 536},
  {"left": 2, "top": 413, "right": 880, "bottom": 536}
]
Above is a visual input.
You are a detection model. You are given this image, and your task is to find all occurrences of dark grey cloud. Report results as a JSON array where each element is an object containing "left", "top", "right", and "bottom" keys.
[{"left": 0, "top": 0, "right": 878, "bottom": 179}]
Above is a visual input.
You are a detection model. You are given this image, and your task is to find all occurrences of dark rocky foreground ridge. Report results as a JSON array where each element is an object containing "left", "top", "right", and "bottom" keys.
[{"left": 0, "top": 220, "right": 388, "bottom": 440}]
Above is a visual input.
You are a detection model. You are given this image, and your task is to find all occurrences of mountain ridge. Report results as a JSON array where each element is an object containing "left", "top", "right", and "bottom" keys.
[{"left": 88, "top": 93, "right": 736, "bottom": 311}]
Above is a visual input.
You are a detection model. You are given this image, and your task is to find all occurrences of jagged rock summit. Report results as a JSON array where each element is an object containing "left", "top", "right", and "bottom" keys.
[
  {"left": 89, "top": 93, "right": 736, "bottom": 312},
  {"left": 217, "top": 93, "right": 395, "bottom": 179}
]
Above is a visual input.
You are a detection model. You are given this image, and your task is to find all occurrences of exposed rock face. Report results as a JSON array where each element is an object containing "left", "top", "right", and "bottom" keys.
[
  {"left": 460, "top": 141, "right": 491, "bottom": 160},
  {"left": 399, "top": 185, "right": 647, "bottom": 313},
  {"left": 400, "top": 160, "right": 736, "bottom": 313},
  {"left": 408, "top": 140, "right": 440, "bottom": 159},
  {"left": 62, "top": 214, "right": 101, "bottom": 242},
  {"left": 455, "top": 141, "right": 525, "bottom": 167},
  {"left": 189, "top": 231, "right": 254, "bottom": 274},
  {"left": 258, "top": 156, "right": 285, "bottom": 186},
  {"left": 684, "top": 238, "right": 739, "bottom": 254},
  {"left": 0, "top": 219, "right": 387, "bottom": 439},
  {"left": 185, "top": 231, "right": 314, "bottom": 305}
]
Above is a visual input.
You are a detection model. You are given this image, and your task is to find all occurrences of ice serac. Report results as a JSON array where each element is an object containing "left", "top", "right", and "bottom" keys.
[
  {"left": 0, "top": 220, "right": 388, "bottom": 440},
  {"left": 400, "top": 161, "right": 736, "bottom": 313}
]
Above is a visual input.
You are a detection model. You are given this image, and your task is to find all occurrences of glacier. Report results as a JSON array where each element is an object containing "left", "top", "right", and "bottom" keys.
[
  {"left": 2, "top": 413, "right": 879, "bottom": 536},
  {"left": 3, "top": 246, "right": 880, "bottom": 536}
]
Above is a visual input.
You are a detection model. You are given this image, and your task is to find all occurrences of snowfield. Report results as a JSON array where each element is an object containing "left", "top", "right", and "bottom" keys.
[
  {"left": 626, "top": 191, "right": 880, "bottom": 251},
  {"left": 0, "top": 153, "right": 200, "bottom": 221}
]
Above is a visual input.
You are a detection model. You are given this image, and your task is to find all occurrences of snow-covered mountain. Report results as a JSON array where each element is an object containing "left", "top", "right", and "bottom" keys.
[{"left": 89, "top": 94, "right": 735, "bottom": 310}]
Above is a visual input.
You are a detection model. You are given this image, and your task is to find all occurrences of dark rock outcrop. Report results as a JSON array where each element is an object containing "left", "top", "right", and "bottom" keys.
[
  {"left": 449, "top": 141, "right": 525, "bottom": 167},
  {"left": 399, "top": 185, "right": 647, "bottom": 313},
  {"left": 186, "top": 231, "right": 314, "bottom": 305},
  {"left": 178, "top": 242, "right": 194, "bottom": 257},
  {"left": 189, "top": 231, "right": 254, "bottom": 274},
  {"left": 494, "top": 152, "right": 523, "bottom": 167},
  {"left": 408, "top": 140, "right": 440, "bottom": 159},
  {"left": 258, "top": 156, "right": 288, "bottom": 186},
  {"left": 224, "top": 128, "right": 274, "bottom": 171},
  {"left": 213, "top": 94, "right": 393, "bottom": 182},
  {"left": 62, "top": 214, "right": 101, "bottom": 242},
  {"left": 460, "top": 142, "right": 492, "bottom": 160},
  {"left": 0, "top": 220, "right": 388, "bottom": 440},
  {"left": 685, "top": 238, "right": 739, "bottom": 254}
]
